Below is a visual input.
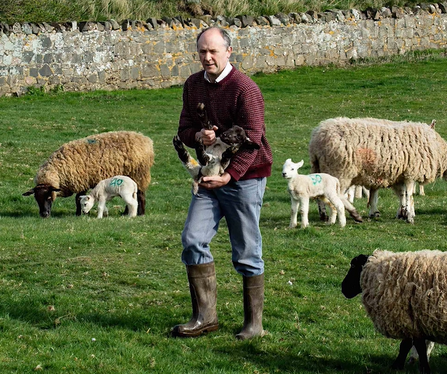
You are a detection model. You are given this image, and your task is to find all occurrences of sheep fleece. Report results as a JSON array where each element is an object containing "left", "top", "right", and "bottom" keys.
[
  {"left": 361, "top": 250, "right": 447, "bottom": 342},
  {"left": 309, "top": 118, "right": 447, "bottom": 188},
  {"left": 35, "top": 131, "right": 154, "bottom": 196}
]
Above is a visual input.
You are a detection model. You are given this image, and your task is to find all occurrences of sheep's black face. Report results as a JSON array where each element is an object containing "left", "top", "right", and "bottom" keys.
[
  {"left": 23, "top": 184, "right": 60, "bottom": 218},
  {"left": 341, "top": 254, "right": 369, "bottom": 298},
  {"left": 220, "top": 126, "right": 248, "bottom": 146}
]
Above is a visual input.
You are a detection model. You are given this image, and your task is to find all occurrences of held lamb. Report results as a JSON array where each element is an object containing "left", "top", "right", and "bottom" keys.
[
  {"left": 309, "top": 117, "right": 447, "bottom": 223},
  {"left": 23, "top": 131, "right": 154, "bottom": 217},
  {"left": 80, "top": 176, "right": 138, "bottom": 218},
  {"left": 342, "top": 250, "right": 447, "bottom": 374},
  {"left": 281, "top": 158, "right": 351, "bottom": 228},
  {"left": 173, "top": 103, "right": 259, "bottom": 194}
]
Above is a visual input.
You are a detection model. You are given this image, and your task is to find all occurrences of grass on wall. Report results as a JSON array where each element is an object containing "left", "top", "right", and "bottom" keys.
[
  {"left": 0, "top": 0, "right": 425, "bottom": 23},
  {"left": 0, "top": 51, "right": 447, "bottom": 373}
]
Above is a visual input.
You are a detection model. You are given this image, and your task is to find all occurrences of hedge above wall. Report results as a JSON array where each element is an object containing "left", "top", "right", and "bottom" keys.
[{"left": 0, "top": 3, "right": 446, "bottom": 96}]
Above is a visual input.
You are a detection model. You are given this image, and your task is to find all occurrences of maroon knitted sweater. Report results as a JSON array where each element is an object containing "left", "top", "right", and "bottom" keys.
[{"left": 178, "top": 66, "right": 273, "bottom": 181}]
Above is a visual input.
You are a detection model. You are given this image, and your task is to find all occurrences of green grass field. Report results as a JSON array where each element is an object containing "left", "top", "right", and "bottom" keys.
[{"left": 1, "top": 52, "right": 447, "bottom": 373}]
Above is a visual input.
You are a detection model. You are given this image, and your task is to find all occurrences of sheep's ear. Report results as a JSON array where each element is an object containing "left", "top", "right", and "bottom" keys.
[
  {"left": 296, "top": 160, "right": 304, "bottom": 168},
  {"left": 23, "top": 188, "right": 35, "bottom": 196},
  {"left": 243, "top": 137, "right": 260, "bottom": 150}
]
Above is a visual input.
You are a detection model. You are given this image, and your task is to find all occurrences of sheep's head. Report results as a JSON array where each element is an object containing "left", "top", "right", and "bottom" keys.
[
  {"left": 79, "top": 195, "right": 95, "bottom": 214},
  {"left": 22, "top": 184, "right": 61, "bottom": 218},
  {"left": 282, "top": 159, "right": 304, "bottom": 179},
  {"left": 341, "top": 254, "right": 369, "bottom": 299},
  {"left": 220, "top": 126, "right": 260, "bottom": 150}
]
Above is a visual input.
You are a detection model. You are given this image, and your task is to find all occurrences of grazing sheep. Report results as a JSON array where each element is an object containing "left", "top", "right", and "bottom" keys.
[
  {"left": 23, "top": 131, "right": 154, "bottom": 217},
  {"left": 80, "top": 176, "right": 138, "bottom": 218},
  {"left": 309, "top": 117, "right": 447, "bottom": 223},
  {"left": 342, "top": 250, "right": 447, "bottom": 374},
  {"left": 281, "top": 158, "right": 348, "bottom": 228},
  {"left": 173, "top": 103, "right": 259, "bottom": 194}
]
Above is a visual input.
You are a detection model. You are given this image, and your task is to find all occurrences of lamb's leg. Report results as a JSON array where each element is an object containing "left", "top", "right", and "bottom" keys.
[
  {"left": 173, "top": 136, "right": 202, "bottom": 179},
  {"left": 97, "top": 198, "right": 106, "bottom": 219},
  {"left": 391, "top": 338, "right": 413, "bottom": 370},
  {"left": 289, "top": 197, "right": 299, "bottom": 228},
  {"left": 321, "top": 197, "right": 337, "bottom": 224},
  {"left": 195, "top": 141, "right": 210, "bottom": 166},
  {"left": 317, "top": 200, "right": 328, "bottom": 222},
  {"left": 405, "top": 181, "right": 416, "bottom": 224},
  {"left": 328, "top": 194, "right": 346, "bottom": 227},
  {"left": 76, "top": 191, "right": 87, "bottom": 216},
  {"left": 122, "top": 194, "right": 138, "bottom": 217},
  {"left": 220, "top": 145, "right": 239, "bottom": 169},
  {"left": 367, "top": 188, "right": 380, "bottom": 218},
  {"left": 300, "top": 197, "right": 310, "bottom": 228}
]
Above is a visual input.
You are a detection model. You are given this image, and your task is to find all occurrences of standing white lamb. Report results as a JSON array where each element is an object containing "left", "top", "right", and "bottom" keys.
[
  {"left": 282, "top": 158, "right": 347, "bottom": 228},
  {"left": 342, "top": 250, "right": 447, "bottom": 374},
  {"left": 309, "top": 117, "right": 447, "bottom": 223},
  {"left": 80, "top": 176, "right": 138, "bottom": 218}
]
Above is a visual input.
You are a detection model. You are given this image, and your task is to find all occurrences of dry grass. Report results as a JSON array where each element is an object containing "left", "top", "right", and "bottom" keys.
[{"left": 0, "top": 0, "right": 423, "bottom": 23}]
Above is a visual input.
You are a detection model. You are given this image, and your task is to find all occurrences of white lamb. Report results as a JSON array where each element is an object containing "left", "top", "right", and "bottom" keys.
[
  {"left": 282, "top": 159, "right": 347, "bottom": 228},
  {"left": 80, "top": 175, "right": 138, "bottom": 218}
]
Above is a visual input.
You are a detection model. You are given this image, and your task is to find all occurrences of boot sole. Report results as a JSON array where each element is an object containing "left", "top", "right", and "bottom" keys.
[{"left": 172, "top": 323, "right": 219, "bottom": 338}]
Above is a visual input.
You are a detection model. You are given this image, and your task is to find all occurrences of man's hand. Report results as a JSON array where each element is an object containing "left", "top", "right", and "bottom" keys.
[
  {"left": 199, "top": 172, "right": 231, "bottom": 190},
  {"left": 196, "top": 125, "right": 218, "bottom": 146}
]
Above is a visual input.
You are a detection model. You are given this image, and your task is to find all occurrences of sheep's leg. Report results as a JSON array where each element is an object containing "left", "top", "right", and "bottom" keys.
[
  {"left": 405, "top": 181, "right": 416, "bottom": 223},
  {"left": 75, "top": 191, "right": 87, "bottom": 216},
  {"left": 413, "top": 338, "right": 431, "bottom": 374},
  {"left": 392, "top": 338, "right": 413, "bottom": 370},
  {"left": 418, "top": 183, "right": 425, "bottom": 196},
  {"left": 367, "top": 188, "right": 380, "bottom": 218},
  {"left": 408, "top": 340, "right": 435, "bottom": 365},
  {"left": 289, "top": 197, "right": 299, "bottom": 228},
  {"left": 339, "top": 195, "right": 362, "bottom": 223},
  {"left": 321, "top": 197, "right": 337, "bottom": 225},
  {"left": 137, "top": 190, "right": 145, "bottom": 215},
  {"left": 345, "top": 185, "right": 355, "bottom": 203},
  {"left": 300, "top": 197, "right": 310, "bottom": 228},
  {"left": 317, "top": 200, "right": 328, "bottom": 222}
]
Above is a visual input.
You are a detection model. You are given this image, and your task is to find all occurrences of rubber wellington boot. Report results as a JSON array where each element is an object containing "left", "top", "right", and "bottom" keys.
[
  {"left": 172, "top": 262, "right": 219, "bottom": 337},
  {"left": 236, "top": 273, "right": 265, "bottom": 340}
]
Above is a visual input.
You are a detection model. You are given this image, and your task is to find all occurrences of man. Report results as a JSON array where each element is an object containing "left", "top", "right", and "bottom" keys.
[{"left": 172, "top": 27, "right": 273, "bottom": 340}]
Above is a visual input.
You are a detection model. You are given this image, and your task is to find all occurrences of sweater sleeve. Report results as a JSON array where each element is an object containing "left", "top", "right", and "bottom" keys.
[
  {"left": 178, "top": 78, "right": 200, "bottom": 148},
  {"left": 225, "top": 81, "right": 265, "bottom": 181}
]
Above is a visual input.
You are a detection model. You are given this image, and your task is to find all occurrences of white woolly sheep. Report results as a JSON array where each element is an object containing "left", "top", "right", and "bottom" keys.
[
  {"left": 309, "top": 117, "right": 447, "bottom": 223},
  {"left": 282, "top": 158, "right": 348, "bottom": 228},
  {"left": 173, "top": 103, "right": 259, "bottom": 194},
  {"left": 342, "top": 250, "right": 447, "bottom": 374},
  {"left": 80, "top": 175, "right": 138, "bottom": 218},
  {"left": 23, "top": 131, "right": 154, "bottom": 217}
]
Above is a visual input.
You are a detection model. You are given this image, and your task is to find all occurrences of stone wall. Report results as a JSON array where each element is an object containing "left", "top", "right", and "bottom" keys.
[{"left": 0, "top": 3, "right": 446, "bottom": 96}]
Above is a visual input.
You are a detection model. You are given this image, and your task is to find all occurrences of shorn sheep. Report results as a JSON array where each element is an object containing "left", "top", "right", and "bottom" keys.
[
  {"left": 23, "top": 131, "right": 154, "bottom": 217},
  {"left": 342, "top": 250, "right": 447, "bottom": 374},
  {"left": 173, "top": 103, "right": 259, "bottom": 194},
  {"left": 281, "top": 158, "right": 348, "bottom": 228},
  {"left": 80, "top": 176, "right": 138, "bottom": 218},
  {"left": 309, "top": 117, "right": 447, "bottom": 223}
]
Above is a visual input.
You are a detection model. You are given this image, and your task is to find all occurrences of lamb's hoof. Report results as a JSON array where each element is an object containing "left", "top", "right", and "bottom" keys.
[
  {"left": 173, "top": 135, "right": 183, "bottom": 150},
  {"left": 351, "top": 213, "right": 363, "bottom": 223},
  {"left": 319, "top": 214, "right": 329, "bottom": 222}
]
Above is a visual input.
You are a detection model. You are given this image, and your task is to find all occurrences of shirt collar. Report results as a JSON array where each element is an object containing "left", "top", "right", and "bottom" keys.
[{"left": 204, "top": 62, "right": 232, "bottom": 83}]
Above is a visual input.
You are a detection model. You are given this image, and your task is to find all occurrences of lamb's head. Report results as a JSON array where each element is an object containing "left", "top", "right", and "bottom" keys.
[
  {"left": 341, "top": 254, "right": 369, "bottom": 299},
  {"left": 79, "top": 195, "right": 95, "bottom": 214},
  {"left": 282, "top": 159, "right": 304, "bottom": 179},
  {"left": 22, "top": 184, "right": 61, "bottom": 218},
  {"left": 219, "top": 126, "right": 260, "bottom": 150}
]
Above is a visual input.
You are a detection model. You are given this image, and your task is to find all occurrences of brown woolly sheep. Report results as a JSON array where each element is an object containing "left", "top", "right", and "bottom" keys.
[
  {"left": 342, "top": 250, "right": 447, "bottom": 374},
  {"left": 23, "top": 131, "right": 154, "bottom": 217},
  {"left": 309, "top": 117, "right": 447, "bottom": 223}
]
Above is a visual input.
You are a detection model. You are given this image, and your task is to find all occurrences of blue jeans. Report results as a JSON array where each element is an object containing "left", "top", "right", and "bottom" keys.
[{"left": 181, "top": 178, "right": 266, "bottom": 277}]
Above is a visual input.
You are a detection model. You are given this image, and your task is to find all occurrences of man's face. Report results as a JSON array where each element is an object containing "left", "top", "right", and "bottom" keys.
[{"left": 197, "top": 29, "right": 232, "bottom": 82}]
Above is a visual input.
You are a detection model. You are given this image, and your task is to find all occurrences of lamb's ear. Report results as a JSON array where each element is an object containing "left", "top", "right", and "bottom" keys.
[
  {"left": 22, "top": 188, "right": 35, "bottom": 196},
  {"left": 296, "top": 160, "right": 304, "bottom": 169},
  {"left": 242, "top": 137, "right": 260, "bottom": 150}
]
